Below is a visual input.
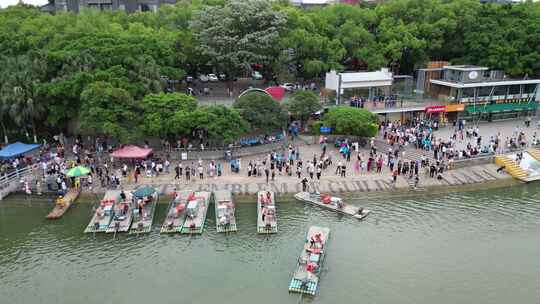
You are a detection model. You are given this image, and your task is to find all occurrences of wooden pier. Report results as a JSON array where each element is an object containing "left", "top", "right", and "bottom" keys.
[{"left": 45, "top": 187, "right": 81, "bottom": 219}]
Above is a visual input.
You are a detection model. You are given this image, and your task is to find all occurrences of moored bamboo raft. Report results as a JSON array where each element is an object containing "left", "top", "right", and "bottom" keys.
[
  {"left": 288, "top": 226, "right": 330, "bottom": 296},
  {"left": 84, "top": 190, "right": 121, "bottom": 233},
  {"left": 257, "top": 190, "right": 277, "bottom": 234},
  {"left": 129, "top": 190, "right": 159, "bottom": 234},
  {"left": 160, "top": 190, "right": 193, "bottom": 234},
  {"left": 294, "top": 192, "right": 370, "bottom": 220},
  {"left": 179, "top": 191, "right": 211, "bottom": 234},
  {"left": 214, "top": 190, "right": 237, "bottom": 233},
  {"left": 106, "top": 192, "right": 134, "bottom": 233},
  {"left": 46, "top": 187, "right": 81, "bottom": 219}
]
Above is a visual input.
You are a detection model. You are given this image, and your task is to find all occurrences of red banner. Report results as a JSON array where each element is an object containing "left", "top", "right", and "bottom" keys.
[{"left": 424, "top": 106, "right": 446, "bottom": 114}]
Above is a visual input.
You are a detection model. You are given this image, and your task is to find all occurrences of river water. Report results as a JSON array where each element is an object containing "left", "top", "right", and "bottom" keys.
[{"left": 1, "top": 184, "right": 540, "bottom": 304}]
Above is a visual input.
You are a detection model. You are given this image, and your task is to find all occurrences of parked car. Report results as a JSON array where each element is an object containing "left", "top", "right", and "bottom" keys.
[
  {"left": 207, "top": 73, "right": 219, "bottom": 82},
  {"left": 218, "top": 73, "right": 227, "bottom": 81},
  {"left": 280, "top": 83, "right": 295, "bottom": 91},
  {"left": 198, "top": 74, "right": 209, "bottom": 82},
  {"left": 251, "top": 71, "right": 263, "bottom": 80}
]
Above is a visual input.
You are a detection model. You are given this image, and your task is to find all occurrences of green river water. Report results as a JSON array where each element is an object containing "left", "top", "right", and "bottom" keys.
[{"left": 1, "top": 184, "right": 540, "bottom": 304}]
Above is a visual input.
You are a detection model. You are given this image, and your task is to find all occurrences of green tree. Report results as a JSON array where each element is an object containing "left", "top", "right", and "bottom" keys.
[
  {"left": 233, "top": 91, "right": 288, "bottom": 132},
  {"left": 0, "top": 54, "right": 47, "bottom": 142},
  {"left": 79, "top": 82, "right": 140, "bottom": 143},
  {"left": 323, "top": 107, "right": 378, "bottom": 137},
  {"left": 287, "top": 90, "right": 322, "bottom": 127},
  {"left": 140, "top": 92, "right": 197, "bottom": 138},
  {"left": 191, "top": 0, "right": 286, "bottom": 85}
]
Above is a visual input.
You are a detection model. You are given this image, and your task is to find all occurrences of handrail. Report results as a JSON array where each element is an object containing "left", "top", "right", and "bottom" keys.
[{"left": 0, "top": 166, "right": 33, "bottom": 187}]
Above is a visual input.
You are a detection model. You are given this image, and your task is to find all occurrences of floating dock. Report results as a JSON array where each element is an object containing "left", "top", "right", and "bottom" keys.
[
  {"left": 214, "top": 190, "right": 237, "bottom": 233},
  {"left": 289, "top": 226, "right": 330, "bottom": 296},
  {"left": 46, "top": 187, "right": 81, "bottom": 219},
  {"left": 160, "top": 190, "right": 192, "bottom": 234},
  {"left": 129, "top": 190, "right": 159, "bottom": 234},
  {"left": 257, "top": 191, "right": 277, "bottom": 234},
  {"left": 84, "top": 190, "right": 121, "bottom": 233},
  {"left": 294, "top": 192, "right": 370, "bottom": 220},
  {"left": 180, "top": 191, "right": 211, "bottom": 234}
]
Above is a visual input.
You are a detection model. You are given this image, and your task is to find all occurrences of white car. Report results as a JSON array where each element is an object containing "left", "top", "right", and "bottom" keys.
[
  {"left": 207, "top": 74, "right": 219, "bottom": 82},
  {"left": 251, "top": 71, "right": 263, "bottom": 80},
  {"left": 280, "top": 83, "right": 295, "bottom": 91},
  {"left": 198, "top": 74, "right": 209, "bottom": 82}
]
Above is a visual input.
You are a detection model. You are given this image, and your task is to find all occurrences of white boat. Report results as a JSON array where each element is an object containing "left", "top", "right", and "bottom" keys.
[{"left": 294, "top": 192, "right": 370, "bottom": 220}]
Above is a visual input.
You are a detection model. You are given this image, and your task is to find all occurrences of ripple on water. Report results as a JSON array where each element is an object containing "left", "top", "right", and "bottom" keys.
[{"left": 1, "top": 185, "right": 540, "bottom": 304}]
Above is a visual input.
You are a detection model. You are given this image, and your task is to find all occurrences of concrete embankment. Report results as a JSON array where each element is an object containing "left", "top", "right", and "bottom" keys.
[{"left": 70, "top": 163, "right": 516, "bottom": 203}]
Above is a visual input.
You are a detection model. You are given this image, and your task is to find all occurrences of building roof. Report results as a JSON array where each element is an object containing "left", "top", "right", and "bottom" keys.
[
  {"left": 340, "top": 70, "right": 393, "bottom": 83},
  {"left": 443, "top": 65, "right": 489, "bottom": 72},
  {"left": 430, "top": 78, "right": 540, "bottom": 88}
]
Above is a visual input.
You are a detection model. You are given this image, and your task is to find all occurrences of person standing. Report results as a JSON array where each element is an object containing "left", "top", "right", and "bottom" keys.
[
  {"left": 301, "top": 177, "right": 308, "bottom": 192},
  {"left": 265, "top": 166, "right": 270, "bottom": 184},
  {"left": 185, "top": 165, "right": 191, "bottom": 182},
  {"left": 198, "top": 165, "right": 204, "bottom": 179},
  {"left": 316, "top": 165, "right": 322, "bottom": 180},
  {"left": 174, "top": 164, "right": 180, "bottom": 180}
]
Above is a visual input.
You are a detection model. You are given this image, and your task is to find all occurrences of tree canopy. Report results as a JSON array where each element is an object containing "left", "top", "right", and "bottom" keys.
[
  {"left": 0, "top": 0, "right": 539, "bottom": 142},
  {"left": 234, "top": 91, "right": 288, "bottom": 132},
  {"left": 287, "top": 90, "right": 322, "bottom": 125},
  {"left": 322, "top": 107, "right": 378, "bottom": 138}
]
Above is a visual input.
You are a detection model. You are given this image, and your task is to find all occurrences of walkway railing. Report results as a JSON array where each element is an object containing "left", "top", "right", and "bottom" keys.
[{"left": 0, "top": 166, "right": 34, "bottom": 200}]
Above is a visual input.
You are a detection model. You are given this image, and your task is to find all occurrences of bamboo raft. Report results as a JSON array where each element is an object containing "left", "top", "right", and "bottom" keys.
[
  {"left": 294, "top": 192, "right": 370, "bottom": 220},
  {"left": 160, "top": 190, "right": 193, "bottom": 234},
  {"left": 129, "top": 191, "right": 159, "bottom": 234},
  {"left": 214, "top": 190, "right": 237, "bottom": 233},
  {"left": 288, "top": 226, "right": 330, "bottom": 296},
  {"left": 257, "top": 190, "right": 277, "bottom": 234},
  {"left": 179, "top": 191, "right": 211, "bottom": 234},
  {"left": 46, "top": 187, "right": 81, "bottom": 219},
  {"left": 84, "top": 190, "right": 121, "bottom": 233},
  {"left": 106, "top": 192, "right": 134, "bottom": 233}
]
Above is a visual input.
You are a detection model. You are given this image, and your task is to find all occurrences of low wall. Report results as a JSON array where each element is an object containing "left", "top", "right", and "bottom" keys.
[{"left": 452, "top": 155, "right": 494, "bottom": 169}]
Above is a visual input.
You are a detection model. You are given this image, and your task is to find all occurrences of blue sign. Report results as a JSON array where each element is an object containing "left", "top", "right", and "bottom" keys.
[{"left": 320, "top": 126, "right": 332, "bottom": 134}]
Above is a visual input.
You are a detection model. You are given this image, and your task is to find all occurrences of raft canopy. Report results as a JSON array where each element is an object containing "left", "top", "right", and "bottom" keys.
[
  {"left": 0, "top": 142, "right": 40, "bottom": 159},
  {"left": 111, "top": 145, "right": 153, "bottom": 159}
]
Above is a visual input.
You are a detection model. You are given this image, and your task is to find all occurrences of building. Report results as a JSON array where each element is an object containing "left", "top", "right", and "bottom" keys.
[
  {"left": 40, "top": 0, "right": 177, "bottom": 14},
  {"left": 427, "top": 65, "right": 540, "bottom": 122},
  {"left": 325, "top": 68, "right": 393, "bottom": 105}
]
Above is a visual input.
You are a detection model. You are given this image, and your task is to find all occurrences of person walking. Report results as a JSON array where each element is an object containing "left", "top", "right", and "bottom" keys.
[{"left": 265, "top": 167, "right": 270, "bottom": 184}]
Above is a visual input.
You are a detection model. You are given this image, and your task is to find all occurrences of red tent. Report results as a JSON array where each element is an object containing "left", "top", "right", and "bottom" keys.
[
  {"left": 265, "top": 86, "right": 285, "bottom": 101},
  {"left": 111, "top": 145, "right": 153, "bottom": 159}
]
